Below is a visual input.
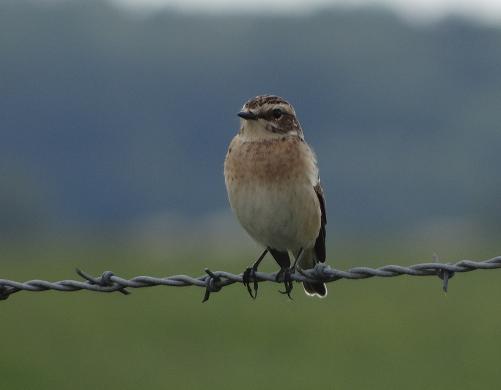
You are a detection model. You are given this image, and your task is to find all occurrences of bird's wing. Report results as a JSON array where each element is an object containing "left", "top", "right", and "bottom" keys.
[{"left": 313, "top": 182, "right": 327, "bottom": 263}]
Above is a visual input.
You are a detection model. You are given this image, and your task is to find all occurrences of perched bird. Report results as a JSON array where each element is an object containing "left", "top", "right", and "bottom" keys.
[{"left": 224, "top": 95, "right": 327, "bottom": 298}]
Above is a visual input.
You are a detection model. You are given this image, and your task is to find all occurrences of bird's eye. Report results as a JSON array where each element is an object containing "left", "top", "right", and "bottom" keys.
[{"left": 272, "top": 108, "right": 283, "bottom": 119}]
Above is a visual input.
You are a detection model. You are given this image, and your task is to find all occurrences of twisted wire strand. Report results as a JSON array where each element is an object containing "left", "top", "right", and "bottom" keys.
[{"left": 0, "top": 255, "right": 500, "bottom": 301}]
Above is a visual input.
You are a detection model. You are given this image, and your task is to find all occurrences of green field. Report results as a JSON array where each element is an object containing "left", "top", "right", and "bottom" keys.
[{"left": 1, "top": 246, "right": 500, "bottom": 389}]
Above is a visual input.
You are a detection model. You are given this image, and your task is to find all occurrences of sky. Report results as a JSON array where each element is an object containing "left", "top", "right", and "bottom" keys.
[{"left": 109, "top": 0, "right": 501, "bottom": 24}]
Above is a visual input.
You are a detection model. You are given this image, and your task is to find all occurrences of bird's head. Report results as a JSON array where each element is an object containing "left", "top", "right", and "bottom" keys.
[{"left": 237, "top": 95, "right": 303, "bottom": 140}]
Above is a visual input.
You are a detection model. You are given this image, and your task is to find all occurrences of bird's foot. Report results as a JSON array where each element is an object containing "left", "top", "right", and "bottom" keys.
[
  {"left": 243, "top": 266, "right": 259, "bottom": 299},
  {"left": 275, "top": 267, "right": 294, "bottom": 299}
]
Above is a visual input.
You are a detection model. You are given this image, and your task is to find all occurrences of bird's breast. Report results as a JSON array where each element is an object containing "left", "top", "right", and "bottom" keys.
[
  {"left": 224, "top": 135, "right": 320, "bottom": 251},
  {"left": 224, "top": 135, "right": 317, "bottom": 185}
]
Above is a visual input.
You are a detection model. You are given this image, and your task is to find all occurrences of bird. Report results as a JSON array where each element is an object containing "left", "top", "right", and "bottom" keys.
[{"left": 224, "top": 95, "right": 327, "bottom": 298}]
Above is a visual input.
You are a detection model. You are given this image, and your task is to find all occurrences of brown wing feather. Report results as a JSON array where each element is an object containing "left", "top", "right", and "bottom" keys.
[{"left": 314, "top": 183, "right": 327, "bottom": 263}]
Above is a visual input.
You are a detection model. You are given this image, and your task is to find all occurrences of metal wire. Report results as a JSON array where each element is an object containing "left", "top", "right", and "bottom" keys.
[{"left": 0, "top": 255, "right": 500, "bottom": 302}]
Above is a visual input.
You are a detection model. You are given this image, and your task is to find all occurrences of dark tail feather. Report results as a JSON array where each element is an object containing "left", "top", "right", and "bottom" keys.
[{"left": 303, "top": 281, "right": 327, "bottom": 298}]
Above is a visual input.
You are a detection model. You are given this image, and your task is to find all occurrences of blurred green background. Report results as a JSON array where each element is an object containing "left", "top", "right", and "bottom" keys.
[{"left": 1, "top": 0, "right": 501, "bottom": 389}]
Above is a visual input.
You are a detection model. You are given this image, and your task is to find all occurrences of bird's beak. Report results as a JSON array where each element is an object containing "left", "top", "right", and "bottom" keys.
[{"left": 237, "top": 110, "right": 258, "bottom": 120}]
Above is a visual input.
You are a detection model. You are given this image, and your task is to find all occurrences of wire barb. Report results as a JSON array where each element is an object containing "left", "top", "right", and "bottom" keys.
[
  {"left": 0, "top": 255, "right": 499, "bottom": 301},
  {"left": 76, "top": 268, "right": 130, "bottom": 295},
  {"left": 202, "top": 268, "right": 223, "bottom": 302},
  {"left": 433, "top": 254, "right": 455, "bottom": 293}
]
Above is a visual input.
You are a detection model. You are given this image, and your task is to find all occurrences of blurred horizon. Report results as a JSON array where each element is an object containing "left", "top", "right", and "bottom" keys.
[{"left": 65, "top": 0, "right": 501, "bottom": 26}]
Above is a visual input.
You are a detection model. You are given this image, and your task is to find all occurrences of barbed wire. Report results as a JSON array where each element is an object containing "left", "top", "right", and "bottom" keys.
[{"left": 0, "top": 255, "right": 499, "bottom": 302}]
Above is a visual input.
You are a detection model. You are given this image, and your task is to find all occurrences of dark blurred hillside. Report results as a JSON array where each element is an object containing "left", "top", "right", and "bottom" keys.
[{"left": 1, "top": 0, "right": 500, "bottom": 246}]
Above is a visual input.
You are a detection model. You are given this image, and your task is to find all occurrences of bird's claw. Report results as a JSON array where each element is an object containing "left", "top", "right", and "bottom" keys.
[
  {"left": 243, "top": 267, "right": 259, "bottom": 299},
  {"left": 276, "top": 267, "right": 294, "bottom": 299}
]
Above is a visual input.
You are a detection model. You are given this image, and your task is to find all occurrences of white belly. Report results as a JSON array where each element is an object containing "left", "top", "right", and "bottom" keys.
[{"left": 228, "top": 181, "right": 320, "bottom": 252}]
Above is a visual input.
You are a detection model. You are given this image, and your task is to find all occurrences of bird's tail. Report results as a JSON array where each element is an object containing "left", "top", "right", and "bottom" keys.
[{"left": 297, "top": 248, "right": 327, "bottom": 298}]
